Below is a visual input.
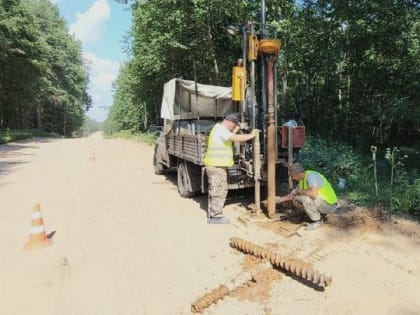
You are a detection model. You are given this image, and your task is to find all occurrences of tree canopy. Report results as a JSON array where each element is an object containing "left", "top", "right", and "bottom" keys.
[
  {"left": 0, "top": 0, "right": 90, "bottom": 136},
  {"left": 106, "top": 0, "right": 419, "bottom": 149}
]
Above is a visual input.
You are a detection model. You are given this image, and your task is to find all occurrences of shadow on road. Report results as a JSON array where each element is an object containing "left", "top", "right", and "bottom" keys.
[
  {"left": 161, "top": 170, "right": 255, "bottom": 216},
  {"left": 0, "top": 143, "right": 38, "bottom": 178},
  {"left": 0, "top": 160, "right": 27, "bottom": 177}
]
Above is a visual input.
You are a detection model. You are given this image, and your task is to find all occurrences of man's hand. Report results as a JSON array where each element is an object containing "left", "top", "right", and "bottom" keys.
[
  {"left": 230, "top": 129, "right": 254, "bottom": 142},
  {"left": 277, "top": 194, "right": 293, "bottom": 203},
  {"left": 292, "top": 188, "right": 303, "bottom": 196}
]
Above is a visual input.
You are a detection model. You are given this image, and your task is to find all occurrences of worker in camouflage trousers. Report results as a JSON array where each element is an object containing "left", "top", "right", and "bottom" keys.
[
  {"left": 205, "top": 166, "right": 228, "bottom": 220},
  {"left": 276, "top": 162, "right": 338, "bottom": 230},
  {"left": 204, "top": 113, "right": 256, "bottom": 224}
]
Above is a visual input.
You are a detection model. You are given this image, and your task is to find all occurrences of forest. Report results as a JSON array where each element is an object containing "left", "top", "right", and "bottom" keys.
[
  {"left": 106, "top": 0, "right": 419, "bottom": 148},
  {"left": 0, "top": 0, "right": 90, "bottom": 136}
]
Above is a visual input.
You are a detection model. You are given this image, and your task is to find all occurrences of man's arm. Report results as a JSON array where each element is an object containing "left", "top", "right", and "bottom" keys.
[
  {"left": 295, "top": 186, "right": 318, "bottom": 199},
  {"left": 275, "top": 186, "right": 318, "bottom": 204},
  {"left": 229, "top": 133, "right": 255, "bottom": 143},
  {"left": 229, "top": 129, "right": 257, "bottom": 143},
  {"left": 276, "top": 193, "right": 293, "bottom": 203}
]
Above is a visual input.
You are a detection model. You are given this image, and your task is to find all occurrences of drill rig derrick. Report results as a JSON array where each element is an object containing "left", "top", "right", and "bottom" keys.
[{"left": 229, "top": 12, "right": 282, "bottom": 218}]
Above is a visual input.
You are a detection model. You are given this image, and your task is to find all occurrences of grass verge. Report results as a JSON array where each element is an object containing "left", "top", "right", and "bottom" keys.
[
  {"left": 104, "top": 130, "right": 158, "bottom": 146},
  {"left": 300, "top": 136, "right": 420, "bottom": 216},
  {"left": 0, "top": 129, "right": 60, "bottom": 144}
]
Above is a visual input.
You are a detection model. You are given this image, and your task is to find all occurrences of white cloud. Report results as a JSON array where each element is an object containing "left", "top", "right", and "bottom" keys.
[
  {"left": 83, "top": 52, "right": 120, "bottom": 122},
  {"left": 69, "top": 0, "right": 111, "bottom": 45}
]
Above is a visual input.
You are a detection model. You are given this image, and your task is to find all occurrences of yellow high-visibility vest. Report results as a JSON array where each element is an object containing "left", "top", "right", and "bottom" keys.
[
  {"left": 204, "top": 124, "right": 234, "bottom": 167},
  {"left": 299, "top": 170, "right": 337, "bottom": 204}
]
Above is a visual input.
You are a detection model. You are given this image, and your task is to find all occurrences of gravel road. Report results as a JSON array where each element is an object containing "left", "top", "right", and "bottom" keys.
[{"left": 1, "top": 133, "right": 419, "bottom": 315}]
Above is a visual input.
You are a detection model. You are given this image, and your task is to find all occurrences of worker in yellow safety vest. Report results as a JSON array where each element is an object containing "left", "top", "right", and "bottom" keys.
[
  {"left": 276, "top": 162, "right": 338, "bottom": 230},
  {"left": 204, "top": 113, "right": 257, "bottom": 224}
]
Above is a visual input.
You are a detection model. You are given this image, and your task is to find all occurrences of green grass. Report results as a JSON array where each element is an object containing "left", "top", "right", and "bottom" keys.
[
  {"left": 300, "top": 136, "right": 420, "bottom": 216},
  {"left": 0, "top": 129, "right": 60, "bottom": 144},
  {"left": 104, "top": 130, "right": 158, "bottom": 146}
]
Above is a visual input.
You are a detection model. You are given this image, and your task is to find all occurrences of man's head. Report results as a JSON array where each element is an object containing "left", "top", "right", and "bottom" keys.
[
  {"left": 223, "top": 113, "right": 239, "bottom": 131},
  {"left": 289, "top": 162, "right": 305, "bottom": 180}
]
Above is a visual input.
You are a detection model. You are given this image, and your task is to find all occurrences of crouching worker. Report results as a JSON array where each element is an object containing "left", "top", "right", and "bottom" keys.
[
  {"left": 277, "top": 162, "right": 338, "bottom": 230},
  {"left": 204, "top": 113, "right": 256, "bottom": 224}
]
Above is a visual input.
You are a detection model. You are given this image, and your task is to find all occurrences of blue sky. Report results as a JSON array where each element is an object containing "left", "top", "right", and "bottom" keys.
[{"left": 50, "top": 0, "right": 132, "bottom": 122}]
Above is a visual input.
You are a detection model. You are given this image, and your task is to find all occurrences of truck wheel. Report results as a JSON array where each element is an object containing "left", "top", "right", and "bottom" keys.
[
  {"left": 153, "top": 145, "right": 164, "bottom": 175},
  {"left": 177, "top": 161, "right": 195, "bottom": 198}
]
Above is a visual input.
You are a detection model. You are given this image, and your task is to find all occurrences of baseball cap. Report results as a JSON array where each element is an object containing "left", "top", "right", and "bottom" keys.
[
  {"left": 289, "top": 162, "right": 305, "bottom": 176},
  {"left": 225, "top": 113, "right": 239, "bottom": 125}
]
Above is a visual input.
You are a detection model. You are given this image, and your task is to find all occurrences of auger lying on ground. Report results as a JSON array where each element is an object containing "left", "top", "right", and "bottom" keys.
[
  {"left": 191, "top": 262, "right": 272, "bottom": 313},
  {"left": 191, "top": 285, "right": 230, "bottom": 313},
  {"left": 230, "top": 237, "right": 332, "bottom": 287},
  {"left": 191, "top": 237, "right": 333, "bottom": 312}
]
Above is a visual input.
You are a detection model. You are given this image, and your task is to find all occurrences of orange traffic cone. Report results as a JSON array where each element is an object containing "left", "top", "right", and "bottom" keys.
[{"left": 24, "top": 203, "right": 53, "bottom": 250}]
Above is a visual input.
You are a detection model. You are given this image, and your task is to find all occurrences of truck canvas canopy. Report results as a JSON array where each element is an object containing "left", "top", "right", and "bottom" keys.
[{"left": 160, "top": 78, "right": 233, "bottom": 122}]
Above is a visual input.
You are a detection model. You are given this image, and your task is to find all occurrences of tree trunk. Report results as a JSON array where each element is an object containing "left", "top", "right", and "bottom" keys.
[
  {"left": 207, "top": 23, "right": 219, "bottom": 85},
  {"left": 63, "top": 111, "right": 67, "bottom": 136},
  {"left": 35, "top": 104, "right": 42, "bottom": 129},
  {"left": 143, "top": 103, "right": 148, "bottom": 131}
]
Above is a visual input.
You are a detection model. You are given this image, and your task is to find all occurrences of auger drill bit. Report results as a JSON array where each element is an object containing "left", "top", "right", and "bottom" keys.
[
  {"left": 230, "top": 237, "right": 332, "bottom": 287},
  {"left": 191, "top": 285, "right": 230, "bottom": 313},
  {"left": 191, "top": 262, "right": 272, "bottom": 313}
]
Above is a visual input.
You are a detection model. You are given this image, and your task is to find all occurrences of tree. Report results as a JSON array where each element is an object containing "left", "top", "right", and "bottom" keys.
[
  {"left": 27, "top": 0, "right": 91, "bottom": 136},
  {"left": 104, "top": 62, "right": 142, "bottom": 133},
  {"left": 284, "top": 0, "right": 419, "bottom": 146},
  {"left": 0, "top": 0, "right": 91, "bottom": 136},
  {"left": 0, "top": 0, "right": 49, "bottom": 129},
  {"left": 109, "top": 0, "right": 250, "bottom": 130},
  {"left": 109, "top": 0, "right": 419, "bottom": 150}
]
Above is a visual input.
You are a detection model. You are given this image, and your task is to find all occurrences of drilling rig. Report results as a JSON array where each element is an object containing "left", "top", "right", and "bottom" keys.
[{"left": 153, "top": 1, "right": 305, "bottom": 217}]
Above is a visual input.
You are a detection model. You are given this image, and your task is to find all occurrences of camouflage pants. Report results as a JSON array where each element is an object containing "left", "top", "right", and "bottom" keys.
[
  {"left": 293, "top": 195, "right": 336, "bottom": 222},
  {"left": 206, "top": 166, "right": 228, "bottom": 218}
]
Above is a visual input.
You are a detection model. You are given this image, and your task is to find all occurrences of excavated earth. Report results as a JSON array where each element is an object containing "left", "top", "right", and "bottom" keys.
[{"left": 1, "top": 133, "right": 419, "bottom": 315}]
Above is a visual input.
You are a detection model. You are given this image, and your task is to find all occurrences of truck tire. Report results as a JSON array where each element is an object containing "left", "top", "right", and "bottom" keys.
[
  {"left": 177, "top": 161, "right": 196, "bottom": 198},
  {"left": 153, "top": 144, "right": 165, "bottom": 175}
]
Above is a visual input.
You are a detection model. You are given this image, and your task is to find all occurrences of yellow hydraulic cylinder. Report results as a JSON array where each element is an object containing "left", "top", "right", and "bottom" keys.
[
  {"left": 232, "top": 65, "right": 246, "bottom": 102},
  {"left": 248, "top": 34, "right": 259, "bottom": 61}
]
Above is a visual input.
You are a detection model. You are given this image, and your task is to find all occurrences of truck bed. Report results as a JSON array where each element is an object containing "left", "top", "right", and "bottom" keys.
[{"left": 166, "top": 133, "right": 208, "bottom": 165}]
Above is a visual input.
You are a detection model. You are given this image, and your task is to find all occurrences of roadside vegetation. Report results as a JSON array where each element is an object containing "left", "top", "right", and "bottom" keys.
[
  {"left": 0, "top": 129, "right": 61, "bottom": 144},
  {"left": 301, "top": 136, "right": 420, "bottom": 217},
  {"left": 76, "top": 117, "right": 104, "bottom": 137},
  {"left": 107, "top": 0, "right": 419, "bottom": 147},
  {"left": 0, "top": 116, "right": 103, "bottom": 144},
  {"left": 104, "top": 130, "right": 157, "bottom": 146}
]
